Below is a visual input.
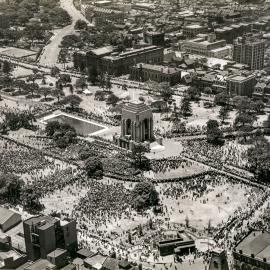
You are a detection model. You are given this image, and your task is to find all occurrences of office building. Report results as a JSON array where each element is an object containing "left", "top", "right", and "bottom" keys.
[
  {"left": 183, "top": 24, "right": 208, "bottom": 38},
  {"left": 144, "top": 32, "right": 165, "bottom": 46},
  {"left": 227, "top": 73, "right": 256, "bottom": 96},
  {"left": 130, "top": 63, "right": 181, "bottom": 86},
  {"left": 182, "top": 34, "right": 231, "bottom": 58},
  {"left": 23, "top": 215, "right": 78, "bottom": 261},
  {"left": 233, "top": 36, "right": 265, "bottom": 70},
  {"left": 84, "top": 45, "right": 163, "bottom": 76}
]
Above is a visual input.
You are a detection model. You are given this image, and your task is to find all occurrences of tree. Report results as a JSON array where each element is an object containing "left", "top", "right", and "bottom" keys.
[
  {"left": 45, "top": 121, "right": 60, "bottom": 137},
  {"left": 180, "top": 97, "right": 192, "bottom": 117},
  {"left": 14, "top": 79, "right": 26, "bottom": 92},
  {"left": 106, "top": 75, "right": 112, "bottom": 91},
  {"left": 45, "top": 121, "right": 77, "bottom": 148},
  {"left": 2, "top": 60, "right": 11, "bottom": 74},
  {"left": 21, "top": 187, "right": 44, "bottom": 213},
  {"left": 74, "top": 19, "right": 88, "bottom": 30},
  {"left": 75, "top": 77, "right": 87, "bottom": 90},
  {"left": 252, "top": 100, "right": 265, "bottom": 114},
  {"left": 214, "top": 92, "right": 229, "bottom": 107},
  {"left": 28, "top": 74, "right": 36, "bottom": 83},
  {"left": 4, "top": 111, "right": 35, "bottom": 131},
  {"left": 234, "top": 113, "right": 256, "bottom": 129},
  {"left": 59, "top": 49, "right": 68, "bottom": 69},
  {"left": 218, "top": 106, "right": 229, "bottom": 124},
  {"left": 0, "top": 173, "right": 24, "bottom": 204},
  {"left": 60, "top": 74, "right": 71, "bottom": 86},
  {"left": 186, "top": 86, "right": 200, "bottom": 101},
  {"left": 52, "top": 88, "right": 63, "bottom": 103},
  {"left": 160, "top": 83, "right": 174, "bottom": 103},
  {"left": 132, "top": 143, "right": 149, "bottom": 169},
  {"left": 138, "top": 224, "right": 143, "bottom": 236},
  {"left": 206, "top": 119, "right": 224, "bottom": 145},
  {"left": 246, "top": 137, "right": 270, "bottom": 183},
  {"left": 63, "top": 95, "right": 82, "bottom": 111},
  {"left": 106, "top": 93, "right": 119, "bottom": 106},
  {"left": 232, "top": 96, "right": 252, "bottom": 114},
  {"left": 40, "top": 87, "right": 51, "bottom": 101},
  {"left": 98, "top": 73, "right": 106, "bottom": 90},
  {"left": 263, "top": 114, "right": 270, "bottom": 131},
  {"left": 28, "top": 82, "right": 39, "bottom": 98},
  {"left": 51, "top": 66, "right": 60, "bottom": 77},
  {"left": 84, "top": 157, "right": 103, "bottom": 178},
  {"left": 131, "top": 182, "right": 159, "bottom": 211}
]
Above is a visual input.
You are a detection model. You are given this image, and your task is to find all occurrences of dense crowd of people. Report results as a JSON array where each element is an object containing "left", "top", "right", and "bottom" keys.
[
  {"left": 182, "top": 140, "right": 253, "bottom": 179},
  {"left": 0, "top": 137, "right": 51, "bottom": 174}
]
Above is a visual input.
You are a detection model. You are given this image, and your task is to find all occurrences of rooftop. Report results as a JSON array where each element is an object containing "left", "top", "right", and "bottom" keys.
[
  {"left": 229, "top": 74, "right": 255, "bottom": 82},
  {"left": 135, "top": 63, "right": 181, "bottom": 74},
  {"left": 24, "top": 215, "right": 57, "bottom": 226},
  {"left": 123, "top": 101, "right": 152, "bottom": 114},
  {"left": 235, "top": 230, "right": 270, "bottom": 262},
  {"left": 24, "top": 259, "right": 56, "bottom": 270},
  {"left": 184, "top": 24, "right": 205, "bottom": 29},
  {"left": 47, "top": 249, "right": 67, "bottom": 258},
  {"left": 0, "top": 207, "right": 21, "bottom": 227},
  {"left": 90, "top": 46, "right": 114, "bottom": 56},
  {"left": 84, "top": 254, "right": 107, "bottom": 267}
]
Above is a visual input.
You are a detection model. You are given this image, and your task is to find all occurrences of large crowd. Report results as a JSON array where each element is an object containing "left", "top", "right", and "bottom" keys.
[
  {"left": 0, "top": 137, "right": 52, "bottom": 174},
  {"left": 182, "top": 140, "right": 253, "bottom": 179}
]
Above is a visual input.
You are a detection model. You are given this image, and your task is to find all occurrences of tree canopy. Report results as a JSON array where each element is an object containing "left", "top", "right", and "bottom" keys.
[{"left": 131, "top": 182, "right": 159, "bottom": 211}]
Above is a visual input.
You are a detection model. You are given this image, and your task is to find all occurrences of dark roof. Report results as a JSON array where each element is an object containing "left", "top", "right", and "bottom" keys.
[
  {"left": 0, "top": 207, "right": 21, "bottom": 226},
  {"left": 118, "top": 260, "right": 131, "bottom": 268},
  {"left": 77, "top": 248, "right": 96, "bottom": 258},
  {"left": 103, "top": 257, "right": 119, "bottom": 270},
  {"left": 60, "top": 264, "right": 76, "bottom": 270},
  {"left": 235, "top": 230, "right": 270, "bottom": 262}
]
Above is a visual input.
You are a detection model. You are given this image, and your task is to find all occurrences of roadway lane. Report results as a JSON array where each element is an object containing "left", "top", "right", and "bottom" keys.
[{"left": 39, "top": 0, "right": 90, "bottom": 67}]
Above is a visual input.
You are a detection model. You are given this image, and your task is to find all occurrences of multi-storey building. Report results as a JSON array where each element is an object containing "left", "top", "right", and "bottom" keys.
[
  {"left": 82, "top": 5, "right": 124, "bottom": 26},
  {"left": 182, "top": 34, "right": 231, "bottom": 58},
  {"left": 85, "top": 45, "right": 164, "bottom": 76},
  {"left": 233, "top": 36, "right": 265, "bottom": 70},
  {"left": 130, "top": 63, "right": 181, "bottom": 86},
  {"left": 214, "top": 23, "right": 252, "bottom": 44},
  {"left": 23, "top": 215, "right": 78, "bottom": 261},
  {"left": 182, "top": 24, "right": 208, "bottom": 38},
  {"left": 144, "top": 32, "right": 165, "bottom": 47},
  {"left": 0, "top": 13, "right": 9, "bottom": 29},
  {"left": 227, "top": 73, "right": 256, "bottom": 96}
]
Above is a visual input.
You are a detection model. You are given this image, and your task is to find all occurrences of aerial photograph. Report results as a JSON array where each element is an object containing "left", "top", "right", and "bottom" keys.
[{"left": 0, "top": 0, "right": 269, "bottom": 269}]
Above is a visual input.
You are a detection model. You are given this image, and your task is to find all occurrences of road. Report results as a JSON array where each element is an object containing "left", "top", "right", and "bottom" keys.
[{"left": 39, "top": 0, "right": 90, "bottom": 67}]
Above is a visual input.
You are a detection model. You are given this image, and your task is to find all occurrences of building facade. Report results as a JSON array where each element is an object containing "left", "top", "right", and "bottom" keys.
[
  {"left": 85, "top": 45, "right": 164, "bottom": 76},
  {"left": 130, "top": 63, "right": 181, "bottom": 86},
  {"left": 183, "top": 24, "right": 208, "bottom": 38},
  {"left": 82, "top": 5, "right": 124, "bottom": 26},
  {"left": 144, "top": 32, "right": 165, "bottom": 46},
  {"left": 182, "top": 34, "right": 230, "bottom": 58},
  {"left": 227, "top": 74, "right": 256, "bottom": 97},
  {"left": 233, "top": 36, "right": 265, "bottom": 70},
  {"left": 23, "top": 215, "right": 78, "bottom": 261}
]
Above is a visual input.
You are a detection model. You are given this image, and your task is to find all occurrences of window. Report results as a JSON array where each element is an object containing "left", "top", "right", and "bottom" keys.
[{"left": 213, "top": 261, "right": 219, "bottom": 268}]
